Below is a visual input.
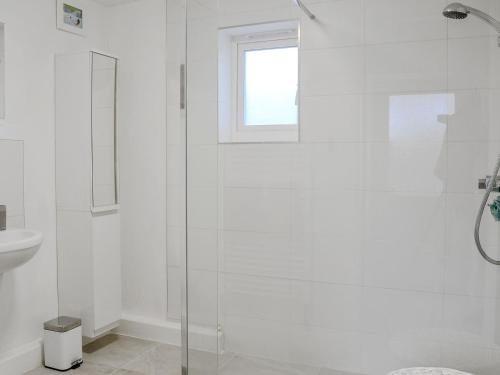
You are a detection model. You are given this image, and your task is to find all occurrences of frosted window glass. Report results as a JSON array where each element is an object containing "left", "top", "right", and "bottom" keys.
[{"left": 243, "top": 47, "right": 298, "bottom": 126}]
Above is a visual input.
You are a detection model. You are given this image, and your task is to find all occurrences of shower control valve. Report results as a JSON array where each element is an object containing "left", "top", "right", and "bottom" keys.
[{"left": 478, "top": 176, "right": 500, "bottom": 192}]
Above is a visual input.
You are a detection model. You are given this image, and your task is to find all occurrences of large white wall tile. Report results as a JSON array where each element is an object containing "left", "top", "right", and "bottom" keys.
[
  {"left": 223, "top": 316, "right": 318, "bottom": 367},
  {"left": 361, "top": 333, "right": 442, "bottom": 375},
  {"left": 301, "top": 95, "right": 363, "bottom": 143},
  {"left": 366, "top": 192, "right": 445, "bottom": 244},
  {"left": 222, "top": 274, "right": 312, "bottom": 325},
  {"left": 188, "top": 144, "right": 218, "bottom": 188},
  {"left": 222, "top": 188, "right": 296, "bottom": 233},
  {"left": 366, "top": 40, "right": 447, "bottom": 93},
  {"left": 316, "top": 330, "right": 363, "bottom": 373},
  {"left": 361, "top": 288, "right": 443, "bottom": 336},
  {"left": 447, "top": 89, "right": 500, "bottom": 142},
  {"left": 187, "top": 99, "right": 218, "bottom": 145},
  {"left": 448, "top": 37, "right": 500, "bottom": 90},
  {"left": 187, "top": 17, "right": 218, "bottom": 63},
  {"left": 312, "top": 232, "right": 363, "bottom": 286},
  {"left": 188, "top": 187, "right": 218, "bottom": 229},
  {"left": 443, "top": 295, "right": 497, "bottom": 347},
  {"left": 306, "top": 143, "right": 363, "bottom": 191},
  {"left": 218, "top": 0, "right": 290, "bottom": 15},
  {"left": 364, "top": 92, "right": 450, "bottom": 142},
  {"left": 188, "top": 269, "right": 218, "bottom": 326},
  {"left": 167, "top": 225, "right": 182, "bottom": 268},
  {"left": 221, "top": 144, "right": 302, "bottom": 189},
  {"left": 223, "top": 230, "right": 313, "bottom": 280},
  {"left": 364, "top": 141, "right": 446, "bottom": 193},
  {"left": 300, "top": 0, "right": 364, "bottom": 49},
  {"left": 301, "top": 47, "right": 365, "bottom": 96},
  {"left": 223, "top": 316, "right": 363, "bottom": 373},
  {"left": 188, "top": 228, "right": 218, "bottom": 271},
  {"left": 440, "top": 343, "right": 494, "bottom": 375},
  {"left": 187, "top": 0, "right": 217, "bottom": 20},
  {"left": 312, "top": 190, "right": 363, "bottom": 238},
  {"left": 309, "top": 283, "right": 363, "bottom": 332},
  {"left": 218, "top": 6, "right": 294, "bottom": 29},
  {"left": 365, "top": 0, "right": 447, "bottom": 44},
  {"left": 187, "top": 59, "right": 218, "bottom": 102},
  {"left": 167, "top": 265, "right": 182, "bottom": 320},
  {"left": 364, "top": 239, "right": 445, "bottom": 293}
]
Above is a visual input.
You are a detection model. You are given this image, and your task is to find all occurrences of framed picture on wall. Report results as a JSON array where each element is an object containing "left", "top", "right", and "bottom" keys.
[{"left": 56, "top": 0, "right": 86, "bottom": 36}]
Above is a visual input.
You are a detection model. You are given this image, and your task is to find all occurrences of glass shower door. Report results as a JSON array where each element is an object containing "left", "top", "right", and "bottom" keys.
[{"left": 179, "top": 0, "right": 500, "bottom": 374}]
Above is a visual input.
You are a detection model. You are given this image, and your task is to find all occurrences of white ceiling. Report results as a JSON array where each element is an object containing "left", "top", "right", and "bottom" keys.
[{"left": 92, "top": 0, "right": 139, "bottom": 6}]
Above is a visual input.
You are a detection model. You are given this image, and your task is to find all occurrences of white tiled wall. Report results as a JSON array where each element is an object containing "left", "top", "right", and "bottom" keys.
[
  {"left": 166, "top": 0, "right": 500, "bottom": 374},
  {"left": 108, "top": 0, "right": 168, "bottom": 322},
  {"left": 0, "top": 139, "right": 24, "bottom": 228}
]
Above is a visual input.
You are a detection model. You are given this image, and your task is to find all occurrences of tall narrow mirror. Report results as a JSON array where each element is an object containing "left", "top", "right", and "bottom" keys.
[{"left": 91, "top": 52, "right": 118, "bottom": 211}]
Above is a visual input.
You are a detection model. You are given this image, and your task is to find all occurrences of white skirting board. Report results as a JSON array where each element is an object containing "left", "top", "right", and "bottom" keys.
[
  {"left": 113, "top": 315, "right": 220, "bottom": 353},
  {"left": 0, "top": 339, "right": 42, "bottom": 375}
]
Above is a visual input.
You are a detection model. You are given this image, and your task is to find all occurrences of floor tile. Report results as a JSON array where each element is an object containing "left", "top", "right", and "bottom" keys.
[
  {"left": 25, "top": 335, "right": 364, "bottom": 375},
  {"left": 186, "top": 349, "right": 219, "bottom": 375},
  {"left": 25, "top": 361, "right": 116, "bottom": 375},
  {"left": 113, "top": 370, "right": 147, "bottom": 375},
  {"left": 83, "top": 334, "right": 158, "bottom": 368},
  {"left": 122, "top": 344, "right": 181, "bottom": 375},
  {"left": 319, "top": 369, "right": 363, "bottom": 375},
  {"left": 219, "top": 355, "right": 320, "bottom": 375}
]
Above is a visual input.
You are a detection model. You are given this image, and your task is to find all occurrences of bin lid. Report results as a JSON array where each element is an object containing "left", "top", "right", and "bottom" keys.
[{"left": 44, "top": 316, "right": 81, "bottom": 333}]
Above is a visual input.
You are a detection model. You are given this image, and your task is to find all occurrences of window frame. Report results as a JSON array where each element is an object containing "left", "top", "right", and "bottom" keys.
[
  {"left": 232, "top": 33, "right": 299, "bottom": 137},
  {"left": 218, "top": 21, "right": 300, "bottom": 144}
]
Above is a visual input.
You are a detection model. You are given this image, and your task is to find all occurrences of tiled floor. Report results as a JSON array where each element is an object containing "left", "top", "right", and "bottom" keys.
[
  {"left": 25, "top": 334, "right": 359, "bottom": 375},
  {"left": 25, "top": 335, "right": 179, "bottom": 375}
]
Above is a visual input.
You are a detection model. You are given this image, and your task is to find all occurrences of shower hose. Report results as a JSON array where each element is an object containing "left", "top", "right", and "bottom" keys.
[{"left": 475, "top": 153, "right": 500, "bottom": 265}]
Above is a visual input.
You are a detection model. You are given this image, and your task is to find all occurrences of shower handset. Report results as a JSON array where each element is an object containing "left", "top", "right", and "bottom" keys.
[{"left": 443, "top": 2, "right": 500, "bottom": 46}]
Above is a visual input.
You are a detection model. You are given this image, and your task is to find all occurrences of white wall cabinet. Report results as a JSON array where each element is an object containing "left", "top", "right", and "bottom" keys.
[{"left": 55, "top": 51, "right": 121, "bottom": 338}]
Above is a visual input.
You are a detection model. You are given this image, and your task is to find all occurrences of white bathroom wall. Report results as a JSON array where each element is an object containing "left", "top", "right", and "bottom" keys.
[
  {"left": 165, "top": 0, "right": 184, "bottom": 324},
  {"left": 0, "top": 140, "right": 24, "bottom": 228},
  {"left": 0, "top": 0, "right": 108, "bottom": 370},
  {"left": 174, "top": 0, "right": 500, "bottom": 374},
  {"left": 0, "top": 25, "right": 5, "bottom": 119},
  {"left": 107, "top": 0, "right": 168, "bottom": 322}
]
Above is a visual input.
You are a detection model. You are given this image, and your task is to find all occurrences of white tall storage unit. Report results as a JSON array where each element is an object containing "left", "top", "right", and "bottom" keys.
[{"left": 55, "top": 51, "right": 121, "bottom": 338}]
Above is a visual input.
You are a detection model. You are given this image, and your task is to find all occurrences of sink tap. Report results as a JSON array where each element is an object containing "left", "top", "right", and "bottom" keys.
[{"left": 0, "top": 205, "right": 5, "bottom": 231}]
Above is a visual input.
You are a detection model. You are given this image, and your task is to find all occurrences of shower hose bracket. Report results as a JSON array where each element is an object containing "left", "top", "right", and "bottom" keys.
[{"left": 478, "top": 176, "right": 500, "bottom": 192}]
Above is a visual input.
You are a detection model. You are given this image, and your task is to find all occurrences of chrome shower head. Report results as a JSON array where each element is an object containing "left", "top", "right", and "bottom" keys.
[
  {"left": 443, "top": 2, "right": 500, "bottom": 46},
  {"left": 443, "top": 2, "right": 469, "bottom": 19}
]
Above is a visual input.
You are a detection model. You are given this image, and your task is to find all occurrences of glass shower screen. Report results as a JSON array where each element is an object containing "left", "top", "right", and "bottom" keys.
[{"left": 173, "top": 0, "right": 500, "bottom": 374}]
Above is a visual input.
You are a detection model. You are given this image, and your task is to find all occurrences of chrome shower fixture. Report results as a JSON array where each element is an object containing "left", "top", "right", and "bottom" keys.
[
  {"left": 443, "top": 2, "right": 500, "bottom": 46},
  {"left": 292, "top": 0, "right": 316, "bottom": 20},
  {"left": 475, "top": 156, "right": 500, "bottom": 265}
]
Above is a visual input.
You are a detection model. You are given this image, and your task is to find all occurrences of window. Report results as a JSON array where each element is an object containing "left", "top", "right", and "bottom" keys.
[
  {"left": 239, "top": 42, "right": 298, "bottom": 127},
  {"left": 218, "top": 21, "right": 300, "bottom": 143}
]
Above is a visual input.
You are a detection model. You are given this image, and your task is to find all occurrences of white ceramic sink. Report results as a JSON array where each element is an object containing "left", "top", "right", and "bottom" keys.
[{"left": 0, "top": 229, "right": 43, "bottom": 274}]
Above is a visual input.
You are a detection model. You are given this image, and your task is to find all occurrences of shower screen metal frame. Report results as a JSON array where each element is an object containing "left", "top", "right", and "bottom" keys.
[{"left": 178, "top": 0, "right": 188, "bottom": 373}]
